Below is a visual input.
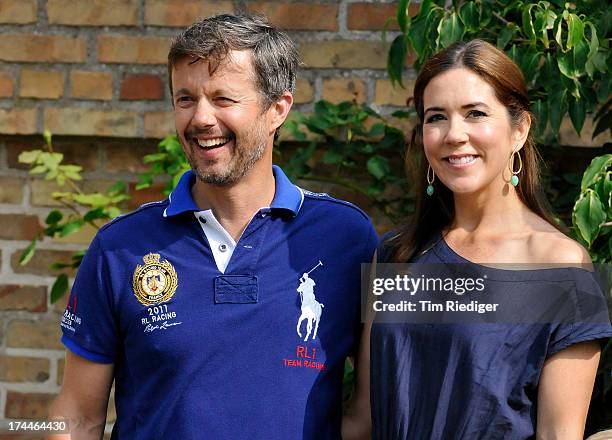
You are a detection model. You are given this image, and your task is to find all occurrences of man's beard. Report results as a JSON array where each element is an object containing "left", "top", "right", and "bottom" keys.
[{"left": 184, "top": 121, "right": 268, "bottom": 186}]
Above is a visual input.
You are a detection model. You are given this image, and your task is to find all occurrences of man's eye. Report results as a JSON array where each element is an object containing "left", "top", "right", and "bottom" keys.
[
  {"left": 216, "top": 97, "right": 235, "bottom": 103},
  {"left": 425, "top": 114, "right": 445, "bottom": 124},
  {"left": 176, "top": 96, "right": 193, "bottom": 103}
]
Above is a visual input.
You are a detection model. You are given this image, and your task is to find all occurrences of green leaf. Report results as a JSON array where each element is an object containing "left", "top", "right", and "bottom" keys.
[
  {"left": 388, "top": 35, "right": 408, "bottom": 87},
  {"left": 29, "top": 165, "right": 47, "bottom": 175},
  {"left": 581, "top": 154, "right": 612, "bottom": 192},
  {"left": 568, "top": 96, "right": 586, "bottom": 134},
  {"left": 520, "top": 51, "right": 541, "bottom": 84},
  {"left": 50, "top": 274, "right": 69, "bottom": 303},
  {"left": 83, "top": 207, "right": 107, "bottom": 222},
  {"left": 549, "top": 89, "right": 568, "bottom": 137},
  {"left": 73, "top": 193, "right": 111, "bottom": 207},
  {"left": 436, "top": 12, "right": 464, "bottom": 48},
  {"left": 18, "top": 150, "right": 43, "bottom": 164},
  {"left": 497, "top": 24, "right": 516, "bottom": 50},
  {"left": 585, "top": 24, "right": 601, "bottom": 77},
  {"left": 19, "top": 239, "right": 37, "bottom": 266},
  {"left": 105, "top": 206, "right": 122, "bottom": 219},
  {"left": 367, "top": 155, "right": 391, "bottom": 180},
  {"left": 107, "top": 181, "right": 127, "bottom": 195},
  {"left": 43, "top": 130, "right": 52, "bottom": 147},
  {"left": 397, "top": 0, "right": 411, "bottom": 33},
  {"left": 565, "top": 13, "right": 584, "bottom": 50},
  {"left": 532, "top": 99, "right": 548, "bottom": 136},
  {"left": 60, "top": 220, "right": 83, "bottom": 237},
  {"left": 369, "top": 123, "right": 386, "bottom": 137},
  {"left": 458, "top": 1, "right": 478, "bottom": 32},
  {"left": 40, "top": 152, "right": 63, "bottom": 170},
  {"left": 45, "top": 210, "right": 63, "bottom": 225},
  {"left": 573, "top": 190, "right": 606, "bottom": 245},
  {"left": 322, "top": 150, "right": 344, "bottom": 164},
  {"left": 554, "top": 14, "right": 564, "bottom": 50},
  {"left": 522, "top": 4, "right": 537, "bottom": 42}
]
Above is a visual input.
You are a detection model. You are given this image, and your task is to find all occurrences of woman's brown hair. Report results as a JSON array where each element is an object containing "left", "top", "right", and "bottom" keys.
[{"left": 386, "top": 39, "right": 562, "bottom": 262}]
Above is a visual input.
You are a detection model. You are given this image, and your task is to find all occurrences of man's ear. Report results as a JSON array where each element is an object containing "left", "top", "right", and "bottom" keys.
[{"left": 268, "top": 91, "right": 293, "bottom": 131}]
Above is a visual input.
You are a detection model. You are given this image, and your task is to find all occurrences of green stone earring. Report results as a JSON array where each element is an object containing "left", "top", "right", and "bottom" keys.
[
  {"left": 509, "top": 148, "right": 522, "bottom": 187},
  {"left": 426, "top": 164, "right": 435, "bottom": 196}
]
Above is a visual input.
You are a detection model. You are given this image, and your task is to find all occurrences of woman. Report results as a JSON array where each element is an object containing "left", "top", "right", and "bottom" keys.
[{"left": 347, "top": 40, "right": 612, "bottom": 439}]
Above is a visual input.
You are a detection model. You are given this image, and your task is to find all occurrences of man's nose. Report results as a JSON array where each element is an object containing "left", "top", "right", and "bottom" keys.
[{"left": 191, "top": 99, "right": 217, "bottom": 128}]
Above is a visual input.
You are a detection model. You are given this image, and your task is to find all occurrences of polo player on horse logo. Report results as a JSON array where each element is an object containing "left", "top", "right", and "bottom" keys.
[{"left": 296, "top": 261, "right": 324, "bottom": 342}]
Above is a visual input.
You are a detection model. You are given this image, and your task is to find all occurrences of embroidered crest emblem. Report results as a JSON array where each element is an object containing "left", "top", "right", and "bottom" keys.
[
  {"left": 132, "top": 253, "right": 178, "bottom": 306},
  {"left": 296, "top": 260, "right": 325, "bottom": 342}
]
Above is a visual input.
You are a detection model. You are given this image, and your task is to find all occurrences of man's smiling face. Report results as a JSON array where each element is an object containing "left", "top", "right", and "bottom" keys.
[{"left": 172, "top": 50, "right": 274, "bottom": 186}]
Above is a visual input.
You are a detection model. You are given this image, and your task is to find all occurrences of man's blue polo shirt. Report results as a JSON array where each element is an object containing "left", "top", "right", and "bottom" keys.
[{"left": 60, "top": 165, "right": 378, "bottom": 440}]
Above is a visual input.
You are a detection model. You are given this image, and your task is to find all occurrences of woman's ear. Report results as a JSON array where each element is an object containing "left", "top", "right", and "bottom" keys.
[{"left": 514, "top": 112, "right": 532, "bottom": 151}]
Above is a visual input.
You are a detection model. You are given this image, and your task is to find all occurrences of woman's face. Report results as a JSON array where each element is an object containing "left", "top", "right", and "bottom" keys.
[{"left": 422, "top": 67, "right": 527, "bottom": 196}]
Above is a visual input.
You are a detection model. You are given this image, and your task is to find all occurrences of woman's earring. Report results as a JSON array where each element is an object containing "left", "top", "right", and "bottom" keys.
[
  {"left": 509, "top": 148, "right": 522, "bottom": 187},
  {"left": 426, "top": 164, "right": 435, "bottom": 196}
]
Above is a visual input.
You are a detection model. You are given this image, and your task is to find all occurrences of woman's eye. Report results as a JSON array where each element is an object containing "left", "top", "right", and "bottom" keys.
[
  {"left": 425, "top": 114, "right": 445, "bottom": 123},
  {"left": 468, "top": 110, "right": 486, "bottom": 118}
]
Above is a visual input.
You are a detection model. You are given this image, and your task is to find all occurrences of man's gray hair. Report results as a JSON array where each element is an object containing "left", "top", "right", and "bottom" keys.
[{"left": 168, "top": 14, "right": 300, "bottom": 108}]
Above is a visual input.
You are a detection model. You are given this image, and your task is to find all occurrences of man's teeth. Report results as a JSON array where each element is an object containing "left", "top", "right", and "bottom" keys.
[
  {"left": 448, "top": 155, "right": 476, "bottom": 164},
  {"left": 197, "top": 137, "right": 229, "bottom": 148}
]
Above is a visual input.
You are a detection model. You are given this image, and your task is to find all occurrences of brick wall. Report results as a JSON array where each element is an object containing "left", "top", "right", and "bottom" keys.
[{"left": 0, "top": 0, "right": 609, "bottom": 434}]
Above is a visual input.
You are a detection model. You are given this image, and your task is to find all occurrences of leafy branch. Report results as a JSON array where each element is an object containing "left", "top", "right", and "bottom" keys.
[
  {"left": 18, "top": 131, "right": 129, "bottom": 302},
  {"left": 388, "top": 0, "right": 611, "bottom": 139}
]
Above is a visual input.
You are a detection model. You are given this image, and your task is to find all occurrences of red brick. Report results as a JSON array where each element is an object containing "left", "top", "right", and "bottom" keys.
[
  {"left": 294, "top": 78, "right": 314, "bottom": 104},
  {"left": 0, "top": 34, "right": 86, "bottom": 63},
  {"left": 129, "top": 182, "right": 166, "bottom": 209},
  {"left": 0, "top": 356, "right": 50, "bottom": 382},
  {"left": 44, "top": 108, "right": 139, "bottom": 137},
  {"left": 98, "top": 35, "right": 170, "bottom": 64},
  {"left": 5, "top": 392, "right": 56, "bottom": 419},
  {"left": 145, "top": 0, "right": 233, "bottom": 27},
  {"left": 0, "top": 214, "right": 43, "bottom": 240},
  {"left": 20, "top": 69, "right": 64, "bottom": 99},
  {"left": 5, "top": 135, "right": 100, "bottom": 171},
  {"left": 11, "top": 249, "right": 76, "bottom": 277},
  {"left": 0, "top": 285, "right": 47, "bottom": 312},
  {"left": 144, "top": 111, "right": 175, "bottom": 139},
  {"left": 71, "top": 70, "right": 113, "bottom": 100},
  {"left": 300, "top": 41, "right": 389, "bottom": 69},
  {"left": 374, "top": 78, "right": 415, "bottom": 106},
  {"left": 0, "top": 176, "right": 25, "bottom": 203},
  {"left": 120, "top": 74, "right": 164, "bottom": 100},
  {"left": 0, "top": 0, "right": 37, "bottom": 24},
  {"left": 0, "top": 108, "right": 37, "bottom": 135},
  {"left": 347, "top": 3, "right": 420, "bottom": 30},
  {"left": 248, "top": 2, "right": 338, "bottom": 31},
  {"left": 0, "top": 71, "right": 14, "bottom": 97},
  {"left": 322, "top": 78, "right": 367, "bottom": 103},
  {"left": 47, "top": 0, "right": 138, "bottom": 26},
  {"left": 105, "top": 138, "right": 159, "bottom": 172},
  {"left": 6, "top": 319, "right": 63, "bottom": 349}
]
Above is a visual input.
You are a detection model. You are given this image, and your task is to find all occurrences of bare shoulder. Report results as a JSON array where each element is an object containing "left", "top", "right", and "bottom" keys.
[{"left": 528, "top": 230, "right": 593, "bottom": 268}]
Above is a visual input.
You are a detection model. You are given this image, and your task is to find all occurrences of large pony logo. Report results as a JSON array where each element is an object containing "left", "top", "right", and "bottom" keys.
[{"left": 296, "top": 261, "right": 324, "bottom": 342}]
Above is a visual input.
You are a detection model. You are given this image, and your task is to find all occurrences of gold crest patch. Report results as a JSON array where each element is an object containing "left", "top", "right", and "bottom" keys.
[{"left": 132, "top": 253, "right": 178, "bottom": 306}]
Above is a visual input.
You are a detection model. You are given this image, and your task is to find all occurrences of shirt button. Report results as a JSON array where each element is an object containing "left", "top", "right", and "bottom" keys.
[
  {"left": 219, "top": 243, "right": 228, "bottom": 252},
  {"left": 199, "top": 217, "right": 206, "bottom": 223}
]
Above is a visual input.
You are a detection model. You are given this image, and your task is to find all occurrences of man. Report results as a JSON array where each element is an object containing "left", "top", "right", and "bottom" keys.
[{"left": 49, "top": 14, "right": 377, "bottom": 439}]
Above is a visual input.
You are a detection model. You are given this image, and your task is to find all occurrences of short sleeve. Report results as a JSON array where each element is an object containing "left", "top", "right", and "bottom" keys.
[
  {"left": 547, "top": 269, "right": 612, "bottom": 358},
  {"left": 60, "top": 234, "right": 119, "bottom": 363}
]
